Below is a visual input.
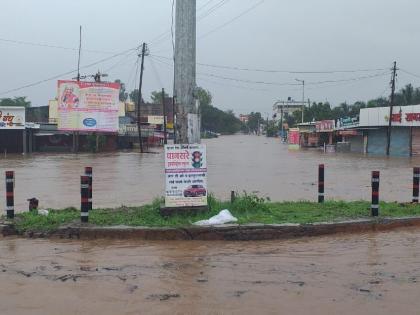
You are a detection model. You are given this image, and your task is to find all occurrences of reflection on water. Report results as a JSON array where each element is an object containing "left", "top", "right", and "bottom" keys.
[
  {"left": 1, "top": 227, "right": 420, "bottom": 314},
  {"left": 1, "top": 134, "right": 419, "bottom": 210}
]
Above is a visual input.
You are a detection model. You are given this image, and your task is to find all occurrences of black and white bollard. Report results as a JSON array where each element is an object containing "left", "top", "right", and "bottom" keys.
[
  {"left": 231, "top": 191, "right": 236, "bottom": 203},
  {"left": 371, "top": 171, "right": 380, "bottom": 217},
  {"left": 318, "top": 164, "right": 325, "bottom": 203},
  {"left": 84, "top": 167, "right": 93, "bottom": 211},
  {"left": 413, "top": 167, "right": 419, "bottom": 203},
  {"left": 5, "top": 171, "right": 14, "bottom": 219},
  {"left": 81, "top": 175, "right": 89, "bottom": 223}
]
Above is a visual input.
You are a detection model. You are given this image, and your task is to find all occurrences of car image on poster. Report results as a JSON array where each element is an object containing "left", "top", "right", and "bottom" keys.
[{"left": 164, "top": 144, "right": 207, "bottom": 208}]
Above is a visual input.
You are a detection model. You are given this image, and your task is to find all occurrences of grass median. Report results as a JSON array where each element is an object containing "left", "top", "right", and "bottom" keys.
[{"left": 7, "top": 193, "right": 420, "bottom": 233}]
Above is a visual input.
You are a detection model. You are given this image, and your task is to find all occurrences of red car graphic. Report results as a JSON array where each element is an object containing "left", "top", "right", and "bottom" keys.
[{"left": 183, "top": 185, "right": 207, "bottom": 197}]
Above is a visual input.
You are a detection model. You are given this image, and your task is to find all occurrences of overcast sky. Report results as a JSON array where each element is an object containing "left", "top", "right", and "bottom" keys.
[{"left": 1, "top": 0, "right": 420, "bottom": 116}]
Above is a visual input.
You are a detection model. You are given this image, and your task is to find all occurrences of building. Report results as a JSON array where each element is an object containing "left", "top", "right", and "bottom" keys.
[
  {"left": 0, "top": 106, "right": 26, "bottom": 154},
  {"left": 239, "top": 114, "right": 249, "bottom": 123},
  {"left": 357, "top": 104, "right": 420, "bottom": 156}
]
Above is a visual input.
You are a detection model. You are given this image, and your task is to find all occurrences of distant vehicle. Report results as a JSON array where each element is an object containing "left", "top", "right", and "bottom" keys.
[{"left": 183, "top": 185, "right": 207, "bottom": 197}]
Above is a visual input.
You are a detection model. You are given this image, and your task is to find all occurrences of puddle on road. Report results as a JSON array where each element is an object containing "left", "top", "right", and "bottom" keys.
[{"left": 1, "top": 227, "right": 420, "bottom": 314}]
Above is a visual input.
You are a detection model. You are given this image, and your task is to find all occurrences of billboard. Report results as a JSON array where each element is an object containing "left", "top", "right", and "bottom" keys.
[
  {"left": 165, "top": 144, "right": 207, "bottom": 208},
  {"left": 0, "top": 106, "right": 25, "bottom": 130},
  {"left": 57, "top": 80, "right": 120, "bottom": 132}
]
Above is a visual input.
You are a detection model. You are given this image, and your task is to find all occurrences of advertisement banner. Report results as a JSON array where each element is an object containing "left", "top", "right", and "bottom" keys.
[
  {"left": 148, "top": 115, "right": 164, "bottom": 124},
  {"left": 288, "top": 128, "right": 300, "bottom": 150},
  {"left": 315, "top": 120, "right": 335, "bottom": 132},
  {"left": 0, "top": 106, "right": 25, "bottom": 130},
  {"left": 57, "top": 80, "right": 120, "bottom": 132},
  {"left": 164, "top": 144, "right": 207, "bottom": 208}
]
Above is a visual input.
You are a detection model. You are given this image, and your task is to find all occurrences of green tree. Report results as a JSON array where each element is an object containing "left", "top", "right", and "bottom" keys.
[
  {"left": 0, "top": 96, "right": 31, "bottom": 108},
  {"left": 114, "top": 79, "right": 128, "bottom": 102},
  {"left": 197, "top": 86, "right": 243, "bottom": 134},
  {"left": 129, "top": 89, "right": 144, "bottom": 104},
  {"left": 246, "top": 112, "right": 263, "bottom": 133},
  {"left": 196, "top": 87, "right": 212, "bottom": 106},
  {"left": 150, "top": 90, "right": 169, "bottom": 104}
]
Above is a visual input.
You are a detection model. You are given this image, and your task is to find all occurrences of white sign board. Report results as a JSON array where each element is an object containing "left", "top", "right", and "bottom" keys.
[
  {"left": 360, "top": 104, "right": 420, "bottom": 127},
  {"left": 165, "top": 144, "right": 207, "bottom": 208},
  {"left": 0, "top": 107, "right": 25, "bottom": 130},
  {"left": 188, "top": 113, "right": 201, "bottom": 144}
]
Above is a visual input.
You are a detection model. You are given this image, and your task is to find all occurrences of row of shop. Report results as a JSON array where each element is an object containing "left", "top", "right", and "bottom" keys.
[
  {"left": 0, "top": 100, "right": 175, "bottom": 154},
  {"left": 288, "top": 104, "right": 420, "bottom": 157}
]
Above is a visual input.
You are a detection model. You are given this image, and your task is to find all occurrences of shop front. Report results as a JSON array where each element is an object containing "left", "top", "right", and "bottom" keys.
[{"left": 359, "top": 105, "right": 420, "bottom": 157}]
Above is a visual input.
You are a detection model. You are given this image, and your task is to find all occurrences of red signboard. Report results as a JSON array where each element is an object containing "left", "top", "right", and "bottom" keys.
[
  {"left": 288, "top": 128, "right": 300, "bottom": 145},
  {"left": 315, "top": 120, "right": 335, "bottom": 132}
]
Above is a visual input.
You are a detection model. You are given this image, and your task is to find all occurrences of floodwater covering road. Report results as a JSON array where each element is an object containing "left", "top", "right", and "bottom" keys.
[
  {"left": 1, "top": 134, "right": 420, "bottom": 211},
  {"left": 1, "top": 227, "right": 420, "bottom": 314}
]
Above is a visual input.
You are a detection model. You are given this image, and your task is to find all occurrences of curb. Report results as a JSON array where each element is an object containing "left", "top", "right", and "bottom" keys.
[{"left": 3, "top": 217, "right": 420, "bottom": 241}]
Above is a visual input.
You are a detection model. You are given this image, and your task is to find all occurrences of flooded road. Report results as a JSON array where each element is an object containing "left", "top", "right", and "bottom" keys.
[
  {"left": 1, "top": 228, "right": 420, "bottom": 314},
  {"left": 1, "top": 134, "right": 420, "bottom": 210}
]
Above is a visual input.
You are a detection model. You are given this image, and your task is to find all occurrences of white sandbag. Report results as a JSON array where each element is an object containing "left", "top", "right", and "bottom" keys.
[
  {"left": 194, "top": 209, "right": 238, "bottom": 226},
  {"left": 37, "top": 209, "right": 49, "bottom": 216}
]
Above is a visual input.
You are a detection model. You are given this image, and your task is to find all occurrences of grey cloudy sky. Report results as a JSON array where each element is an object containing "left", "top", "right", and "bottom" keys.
[{"left": 1, "top": 0, "right": 420, "bottom": 116}]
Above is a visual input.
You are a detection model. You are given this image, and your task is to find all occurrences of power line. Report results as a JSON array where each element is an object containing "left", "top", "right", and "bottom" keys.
[
  {"left": 0, "top": 47, "right": 138, "bottom": 96},
  {"left": 197, "top": 76, "right": 269, "bottom": 91},
  {"left": 197, "top": 72, "right": 300, "bottom": 86},
  {"left": 198, "top": 0, "right": 265, "bottom": 39},
  {"left": 150, "top": 0, "right": 233, "bottom": 50},
  {"left": 197, "top": 0, "right": 217, "bottom": 12},
  {"left": 151, "top": 54, "right": 389, "bottom": 74},
  {"left": 148, "top": 57, "right": 164, "bottom": 88},
  {"left": 399, "top": 68, "right": 420, "bottom": 79},
  {"left": 0, "top": 37, "right": 115, "bottom": 54},
  {"left": 104, "top": 51, "right": 138, "bottom": 73},
  {"left": 197, "top": 0, "right": 231, "bottom": 20},
  {"left": 306, "top": 72, "right": 391, "bottom": 85}
]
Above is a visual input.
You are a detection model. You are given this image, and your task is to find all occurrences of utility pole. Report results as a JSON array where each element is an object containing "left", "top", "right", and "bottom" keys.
[
  {"left": 77, "top": 26, "right": 82, "bottom": 82},
  {"left": 386, "top": 61, "right": 397, "bottom": 156},
  {"left": 172, "top": 95, "right": 177, "bottom": 144},
  {"left": 162, "top": 88, "right": 167, "bottom": 145},
  {"left": 296, "top": 79, "right": 305, "bottom": 123},
  {"left": 174, "top": 0, "right": 198, "bottom": 144},
  {"left": 137, "top": 43, "right": 147, "bottom": 153},
  {"left": 74, "top": 25, "right": 82, "bottom": 154}
]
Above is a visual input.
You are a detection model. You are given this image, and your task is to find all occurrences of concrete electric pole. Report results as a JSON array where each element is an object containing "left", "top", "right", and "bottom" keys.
[{"left": 174, "top": 0, "right": 199, "bottom": 144}]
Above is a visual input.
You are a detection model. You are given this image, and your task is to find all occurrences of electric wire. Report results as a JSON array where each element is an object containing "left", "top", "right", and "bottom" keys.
[
  {"left": 198, "top": 0, "right": 265, "bottom": 39},
  {"left": 150, "top": 54, "right": 389, "bottom": 75},
  {"left": 0, "top": 47, "right": 138, "bottom": 96},
  {"left": 0, "top": 37, "right": 115, "bottom": 54}
]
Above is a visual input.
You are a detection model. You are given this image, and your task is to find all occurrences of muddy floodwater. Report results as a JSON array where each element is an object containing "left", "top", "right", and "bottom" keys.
[
  {"left": 0, "top": 228, "right": 419, "bottom": 314},
  {"left": 1, "top": 134, "right": 420, "bottom": 210}
]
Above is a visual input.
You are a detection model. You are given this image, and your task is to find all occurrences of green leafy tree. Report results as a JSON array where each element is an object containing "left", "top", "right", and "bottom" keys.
[
  {"left": 247, "top": 112, "right": 263, "bottom": 133},
  {"left": 114, "top": 79, "right": 128, "bottom": 102},
  {"left": 129, "top": 89, "right": 144, "bottom": 104},
  {"left": 196, "top": 87, "right": 212, "bottom": 106},
  {"left": 150, "top": 90, "right": 169, "bottom": 104},
  {"left": 197, "top": 87, "right": 243, "bottom": 134},
  {"left": 0, "top": 96, "right": 31, "bottom": 108}
]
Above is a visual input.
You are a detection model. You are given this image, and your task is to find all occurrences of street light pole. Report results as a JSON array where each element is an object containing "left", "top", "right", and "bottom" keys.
[{"left": 296, "top": 79, "right": 305, "bottom": 123}]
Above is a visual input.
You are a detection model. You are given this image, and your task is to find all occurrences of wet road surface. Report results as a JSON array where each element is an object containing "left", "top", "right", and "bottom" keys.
[
  {"left": 1, "top": 134, "right": 420, "bottom": 210},
  {"left": 1, "top": 227, "right": 420, "bottom": 314}
]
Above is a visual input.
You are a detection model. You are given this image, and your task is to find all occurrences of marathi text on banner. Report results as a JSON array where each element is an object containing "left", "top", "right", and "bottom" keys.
[
  {"left": 164, "top": 144, "right": 208, "bottom": 208},
  {"left": 57, "top": 80, "right": 120, "bottom": 132}
]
